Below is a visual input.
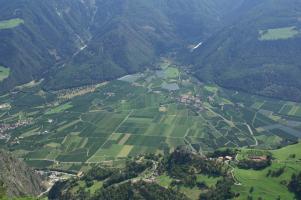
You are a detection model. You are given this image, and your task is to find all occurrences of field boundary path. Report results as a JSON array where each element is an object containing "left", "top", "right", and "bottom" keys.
[{"left": 245, "top": 123, "right": 258, "bottom": 147}]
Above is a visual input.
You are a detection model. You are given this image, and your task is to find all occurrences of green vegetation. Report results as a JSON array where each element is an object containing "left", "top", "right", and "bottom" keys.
[
  {"left": 0, "top": 0, "right": 239, "bottom": 92},
  {"left": 45, "top": 102, "right": 73, "bottom": 115},
  {"left": 164, "top": 67, "right": 180, "bottom": 79},
  {"left": 0, "top": 18, "right": 24, "bottom": 30},
  {"left": 48, "top": 145, "right": 301, "bottom": 200},
  {"left": 1, "top": 1, "right": 301, "bottom": 199},
  {"left": 48, "top": 149, "right": 231, "bottom": 200},
  {"left": 232, "top": 142, "right": 301, "bottom": 200},
  {"left": 272, "top": 142, "right": 301, "bottom": 160},
  {"left": 157, "top": 174, "right": 173, "bottom": 188},
  {"left": 204, "top": 85, "right": 218, "bottom": 93},
  {"left": 0, "top": 66, "right": 10, "bottom": 82},
  {"left": 0, "top": 60, "right": 300, "bottom": 173},
  {"left": 259, "top": 26, "right": 299, "bottom": 41},
  {"left": 192, "top": 0, "right": 301, "bottom": 102},
  {"left": 288, "top": 172, "right": 301, "bottom": 200}
]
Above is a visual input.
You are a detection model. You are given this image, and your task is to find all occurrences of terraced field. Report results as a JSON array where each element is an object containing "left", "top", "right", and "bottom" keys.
[{"left": 0, "top": 59, "right": 300, "bottom": 171}]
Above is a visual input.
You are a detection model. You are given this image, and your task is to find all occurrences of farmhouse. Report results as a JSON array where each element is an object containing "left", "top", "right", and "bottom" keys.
[{"left": 159, "top": 106, "right": 167, "bottom": 112}]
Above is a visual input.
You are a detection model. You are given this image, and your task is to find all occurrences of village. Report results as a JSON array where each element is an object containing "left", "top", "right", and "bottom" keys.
[
  {"left": 177, "top": 94, "right": 203, "bottom": 110},
  {"left": 0, "top": 119, "right": 33, "bottom": 142}
]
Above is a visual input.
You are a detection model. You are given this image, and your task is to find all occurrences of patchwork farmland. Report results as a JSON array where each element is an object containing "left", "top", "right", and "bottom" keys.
[{"left": 0, "top": 59, "right": 300, "bottom": 171}]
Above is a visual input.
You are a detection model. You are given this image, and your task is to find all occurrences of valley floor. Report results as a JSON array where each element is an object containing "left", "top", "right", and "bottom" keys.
[{"left": 0, "top": 58, "right": 300, "bottom": 172}]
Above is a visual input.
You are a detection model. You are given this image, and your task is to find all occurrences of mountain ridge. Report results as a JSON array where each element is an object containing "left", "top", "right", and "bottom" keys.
[
  {"left": 0, "top": 149, "right": 45, "bottom": 198},
  {"left": 0, "top": 0, "right": 243, "bottom": 92}
]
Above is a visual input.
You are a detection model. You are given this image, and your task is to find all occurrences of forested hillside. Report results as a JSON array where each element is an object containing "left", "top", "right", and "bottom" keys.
[
  {"left": 48, "top": 148, "right": 232, "bottom": 200},
  {"left": 46, "top": 143, "right": 301, "bottom": 200},
  {"left": 1, "top": 0, "right": 301, "bottom": 100},
  {"left": 0, "top": 0, "right": 241, "bottom": 91},
  {"left": 191, "top": 0, "right": 301, "bottom": 101},
  {"left": 0, "top": 0, "right": 93, "bottom": 91}
]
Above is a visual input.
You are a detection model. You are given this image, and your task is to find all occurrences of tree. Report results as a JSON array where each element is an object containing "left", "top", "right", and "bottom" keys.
[
  {"left": 249, "top": 186, "right": 254, "bottom": 193},
  {"left": 288, "top": 172, "right": 301, "bottom": 200},
  {"left": 199, "top": 177, "right": 234, "bottom": 200}
]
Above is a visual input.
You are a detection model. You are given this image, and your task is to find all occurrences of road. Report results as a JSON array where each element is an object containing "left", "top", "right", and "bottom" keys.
[{"left": 245, "top": 123, "right": 258, "bottom": 147}]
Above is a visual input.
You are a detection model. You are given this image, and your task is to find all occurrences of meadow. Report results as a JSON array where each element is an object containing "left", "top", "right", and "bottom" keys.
[
  {"left": 232, "top": 143, "right": 301, "bottom": 199},
  {"left": 259, "top": 26, "right": 299, "bottom": 40},
  {"left": 0, "top": 18, "right": 24, "bottom": 30},
  {"left": 0, "top": 66, "right": 10, "bottom": 81}
]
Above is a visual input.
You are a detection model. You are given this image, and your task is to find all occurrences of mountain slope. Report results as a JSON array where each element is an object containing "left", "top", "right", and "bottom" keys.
[
  {"left": 46, "top": 143, "right": 301, "bottom": 200},
  {"left": 0, "top": 0, "right": 242, "bottom": 91},
  {"left": 191, "top": 0, "right": 301, "bottom": 101},
  {"left": 44, "top": 0, "right": 244, "bottom": 90},
  {"left": 0, "top": 149, "right": 45, "bottom": 198},
  {"left": 0, "top": 0, "right": 94, "bottom": 92},
  {"left": 48, "top": 148, "right": 230, "bottom": 200}
]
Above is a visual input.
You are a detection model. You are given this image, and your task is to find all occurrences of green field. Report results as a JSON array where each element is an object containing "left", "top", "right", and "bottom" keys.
[
  {"left": 0, "top": 18, "right": 24, "bottom": 30},
  {"left": 0, "top": 66, "right": 10, "bottom": 81},
  {"left": 232, "top": 143, "right": 301, "bottom": 200},
  {"left": 0, "top": 59, "right": 300, "bottom": 172},
  {"left": 156, "top": 173, "right": 221, "bottom": 200},
  {"left": 164, "top": 67, "right": 180, "bottom": 78},
  {"left": 259, "top": 26, "right": 299, "bottom": 40},
  {"left": 45, "top": 102, "right": 73, "bottom": 115}
]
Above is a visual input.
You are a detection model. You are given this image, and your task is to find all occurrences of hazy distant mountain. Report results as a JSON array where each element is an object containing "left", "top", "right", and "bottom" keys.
[{"left": 191, "top": 0, "right": 301, "bottom": 101}]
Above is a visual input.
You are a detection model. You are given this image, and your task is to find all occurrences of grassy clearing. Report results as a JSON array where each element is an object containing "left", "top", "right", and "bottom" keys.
[
  {"left": 204, "top": 85, "right": 218, "bottom": 93},
  {"left": 233, "top": 166, "right": 295, "bottom": 200},
  {"left": 164, "top": 67, "right": 179, "bottom": 79},
  {"left": 156, "top": 174, "right": 219, "bottom": 200},
  {"left": 87, "top": 181, "right": 103, "bottom": 194},
  {"left": 0, "top": 66, "right": 10, "bottom": 81},
  {"left": 156, "top": 174, "right": 173, "bottom": 188},
  {"left": 196, "top": 174, "right": 220, "bottom": 187},
  {"left": 233, "top": 142, "right": 301, "bottom": 200},
  {"left": 180, "top": 186, "right": 202, "bottom": 200},
  {"left": 259, "top": 26, "right": 299, "bottom": 40},
  {"left": 0, "top": 18, "right": 24, "bottom": 30},
  {"left": 271, "top": 142, "right": 301, "bottom": 160}
]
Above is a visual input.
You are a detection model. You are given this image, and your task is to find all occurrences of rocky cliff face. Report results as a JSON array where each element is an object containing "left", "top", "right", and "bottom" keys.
[{"left": 0, "top": 149, "right": 45, "bottom": 198}]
